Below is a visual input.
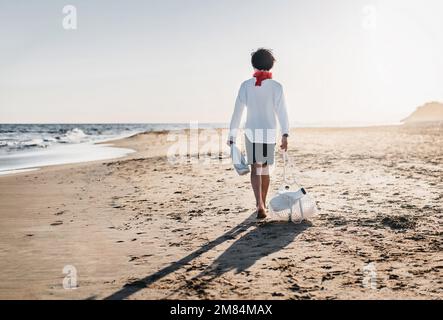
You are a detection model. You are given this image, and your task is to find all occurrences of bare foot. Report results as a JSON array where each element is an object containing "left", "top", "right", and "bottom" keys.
[{"left": 257, "top": 208, "right": 267, "bottom": 219}]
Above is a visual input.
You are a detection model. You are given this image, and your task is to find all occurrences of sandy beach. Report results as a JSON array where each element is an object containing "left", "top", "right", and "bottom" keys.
[{"left": 0, "top": 125, "right": 441, "bottom": 300}]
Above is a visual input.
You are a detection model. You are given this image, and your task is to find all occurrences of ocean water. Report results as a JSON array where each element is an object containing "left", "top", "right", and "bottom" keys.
[
  {"left": 0, "top": 123, "right": 227, "bottom": 175},
  {"left": 0, "top": 123, "right": 228, "bottom": 154}
]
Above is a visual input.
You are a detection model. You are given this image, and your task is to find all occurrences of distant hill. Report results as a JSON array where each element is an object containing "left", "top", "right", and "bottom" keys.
[{"left": 402, "top": 102, "right": 443, "bottom": 124}]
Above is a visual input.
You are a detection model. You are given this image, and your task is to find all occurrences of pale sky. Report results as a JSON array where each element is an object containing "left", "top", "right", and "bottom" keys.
[{"left": 1, "top": 0, "right": 442, "bottom": 124}]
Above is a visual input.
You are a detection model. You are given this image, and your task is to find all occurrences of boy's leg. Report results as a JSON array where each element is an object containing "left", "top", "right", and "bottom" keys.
[
  {"left": 260, "top": 164, "right": 270, "bottom": 207},
  {"left": 251, "top": 164, "right": 265, "bottom": 210},
  {"left": 252, "top": 163, "right": 268, "bottom": 219}
]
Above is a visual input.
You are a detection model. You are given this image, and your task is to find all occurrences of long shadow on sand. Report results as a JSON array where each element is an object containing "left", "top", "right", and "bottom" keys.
[
  {"left": 166, "top": 220, "right": 311, "bottom": 298},
  {"left": 104, "top": 214, "right": 310, "bottom": 300}
]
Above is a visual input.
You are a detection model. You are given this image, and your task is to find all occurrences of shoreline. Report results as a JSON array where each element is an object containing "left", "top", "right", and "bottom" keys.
[{"left": 0, "top": 142, "right": 136, "bottom": 176}]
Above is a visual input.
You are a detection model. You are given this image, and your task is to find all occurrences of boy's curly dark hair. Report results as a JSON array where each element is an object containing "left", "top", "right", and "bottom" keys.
[{"left": 251, "top": 48, "right": 276, "bottom": 71}]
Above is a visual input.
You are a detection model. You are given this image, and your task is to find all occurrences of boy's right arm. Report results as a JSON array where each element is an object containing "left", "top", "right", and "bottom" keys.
[{"left": 227, "top": 85, "right": 246, "bottom": 145}]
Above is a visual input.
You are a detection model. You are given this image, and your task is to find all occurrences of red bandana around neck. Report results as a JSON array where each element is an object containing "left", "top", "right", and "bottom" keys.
[{"left": 253, "top": 71, "right": 273, "bottom": 86}]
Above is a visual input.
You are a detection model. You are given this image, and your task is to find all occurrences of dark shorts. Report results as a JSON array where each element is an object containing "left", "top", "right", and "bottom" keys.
[{"left": 245, "top": 137, "right": 276, "bottom": 165}]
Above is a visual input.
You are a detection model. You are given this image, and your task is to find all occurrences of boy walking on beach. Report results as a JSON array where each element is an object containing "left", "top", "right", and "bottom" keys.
[{"left": 228, "top": 48, "right": 290, "bottom": 219}]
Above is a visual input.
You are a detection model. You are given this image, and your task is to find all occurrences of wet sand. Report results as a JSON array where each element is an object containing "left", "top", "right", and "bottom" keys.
[{"left": 0, "top": 125, "right": 441, "bottom": 300}]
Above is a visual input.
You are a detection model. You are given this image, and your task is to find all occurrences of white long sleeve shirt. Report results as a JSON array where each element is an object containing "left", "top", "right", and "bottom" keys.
[{"left": 229, "top": 78, "right": 290, "bottom": 144}]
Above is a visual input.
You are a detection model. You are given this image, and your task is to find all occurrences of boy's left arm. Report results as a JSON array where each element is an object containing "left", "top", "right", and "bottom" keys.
[{"left": 275, "top": 85, "right": 290, "bottom": 150}]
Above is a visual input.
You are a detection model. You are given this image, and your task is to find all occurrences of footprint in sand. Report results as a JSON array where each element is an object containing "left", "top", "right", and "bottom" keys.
[{"left": 381, "top": 216, "right": 416, "bottom": 230}]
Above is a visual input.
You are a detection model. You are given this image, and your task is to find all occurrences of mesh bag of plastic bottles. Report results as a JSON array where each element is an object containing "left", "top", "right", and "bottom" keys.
[{"left": 269, "top": 152, "right": 317, "bottom": 223}]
